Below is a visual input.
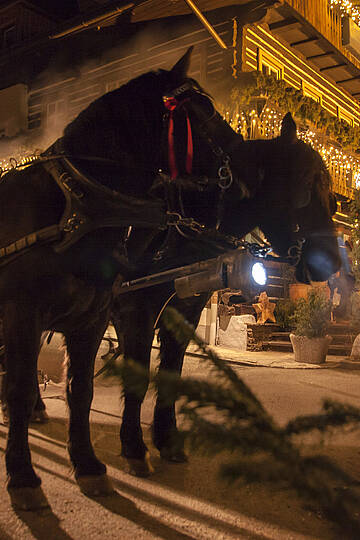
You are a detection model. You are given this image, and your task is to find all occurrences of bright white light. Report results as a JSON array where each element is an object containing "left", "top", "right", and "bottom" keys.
[{"left": 251, "top": 262, "right": 267, "bottom": 286}]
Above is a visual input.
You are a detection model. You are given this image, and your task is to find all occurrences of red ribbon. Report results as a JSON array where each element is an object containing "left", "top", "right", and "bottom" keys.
[{"left": 163, "top": 97, "right": 193, "bottom": 179}]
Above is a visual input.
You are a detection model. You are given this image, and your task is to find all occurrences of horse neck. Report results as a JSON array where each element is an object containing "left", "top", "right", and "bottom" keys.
[
  {"left": 218, "top": 138, "right": 278, "bottom": 238},
  {"left": 61, "top": 92, "right": 163, "bottom": 196}
]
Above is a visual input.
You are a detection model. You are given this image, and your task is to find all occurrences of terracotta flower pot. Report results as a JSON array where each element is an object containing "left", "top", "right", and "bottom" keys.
[{"left": 289, "top": 334, "right": 332, "bottom": 364}]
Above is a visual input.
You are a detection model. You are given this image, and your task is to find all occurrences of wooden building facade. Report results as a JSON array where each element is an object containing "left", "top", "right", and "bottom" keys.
[{"left": 0, "top": 0, "right": 359, "bottom": 233}]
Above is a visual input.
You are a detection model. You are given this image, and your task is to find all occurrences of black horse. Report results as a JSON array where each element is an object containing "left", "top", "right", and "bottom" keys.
[{"left": 0, "top": 47, "right": 340, "bottom": 510}]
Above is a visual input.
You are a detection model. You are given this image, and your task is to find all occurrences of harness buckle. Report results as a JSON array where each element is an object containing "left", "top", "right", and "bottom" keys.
[
  {"left": 218, "top": 156, "right": 233, "bottom": 190},
  {"left": 166, "top": 212, "right": 182, "bottom": 226},
  {"left": 287, "top": 239, "right": 305, "bottom": 265},
  {"left": 63, "top": 213, "right": 85, "bottom": 233},
  {"left": 60, "top": 173, "right": 84, "bottom": 199}
]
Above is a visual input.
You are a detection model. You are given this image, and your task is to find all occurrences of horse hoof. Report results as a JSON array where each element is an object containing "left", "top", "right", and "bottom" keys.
[
  {"left": 30, "top": 410, "right": 49, "bottom": 424},
  {"left": 77, "top": 474, "right": 114, "bottom": 496},
  {"left": 125, "top": 452, "right": 154, "bottom": 477},
  {"left": 8, "top": 486, "right": 50, "bottom": 511},
  {"left": 160, "top": 448, "right": 188, "bottom": 463}
]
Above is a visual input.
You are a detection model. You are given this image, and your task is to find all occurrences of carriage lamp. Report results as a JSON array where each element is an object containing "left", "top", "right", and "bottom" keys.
[
  {"left": 251, "top": 262, "right": 267, "bottom": 286},
  {"left": 174, "top": 251, "right": 267, "bottom": 299}
]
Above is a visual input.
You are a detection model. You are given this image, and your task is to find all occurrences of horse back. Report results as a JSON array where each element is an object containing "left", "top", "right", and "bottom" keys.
[{"left": 0, "top": 164, "right": 64, "bottom": 246}]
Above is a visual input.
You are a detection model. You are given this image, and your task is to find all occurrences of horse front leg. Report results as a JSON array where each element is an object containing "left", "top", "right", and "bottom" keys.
[
  {"left": 2, "top": 301, "right": 49, "bottom": 510},
  {"left": 120, "top": 298, "right": 156, "bottom": 477},
  {"left": 154, "top": 294, "right": 208, "bottom": 462},
  {"left": 30, "top": 331, "right": 52, "bottom": 424},
  {"left": 1, "top": 329, "right": 49, "bottom": 425},
  {"left": 64, "top": 317, "right": 114, "bottom": 497},
  {"left": 1, "top": 361, "right": 48, "bottom": 425}
]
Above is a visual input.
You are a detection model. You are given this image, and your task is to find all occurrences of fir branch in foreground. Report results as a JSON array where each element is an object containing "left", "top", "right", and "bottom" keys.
[
  {"left": 159, "top": 306, "right": 360, "bottom": 535},
  {"left": 285, "top": 400, "right": 360, "bottom": 435},
  {"left": 103, "top": 306, "right": 360, "bottom": 535},
  {"left": 162, "top": 306, "right": 266, "bottom": 413}
]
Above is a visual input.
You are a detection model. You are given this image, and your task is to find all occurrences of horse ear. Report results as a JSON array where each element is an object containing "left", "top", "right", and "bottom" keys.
[
  {"left": 170, "top": 46, "right": 194, "bottom": 79},
  {"left": 280, "top": 112, "right": 297, "bottom": 144}
]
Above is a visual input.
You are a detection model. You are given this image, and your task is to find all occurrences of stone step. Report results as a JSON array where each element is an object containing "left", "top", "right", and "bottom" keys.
[{"left": 327, "top": 322, "right": 352, "bottom": 334}]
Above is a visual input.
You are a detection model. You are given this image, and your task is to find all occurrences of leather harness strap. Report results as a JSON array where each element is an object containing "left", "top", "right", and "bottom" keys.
[
  {"left": 43, "top": 158, "right": 167, "bottom": 253},
  {"left": 0, "top": 157, "right": 167, "bottom": 266},
  {"left": 0, "top": 224, "right": 62, "bottom": 268}
]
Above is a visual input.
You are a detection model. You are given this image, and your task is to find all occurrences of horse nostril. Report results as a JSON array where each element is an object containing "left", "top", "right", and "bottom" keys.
[{"left": 304, "top": 248, "right": 341, "bottom": 282}]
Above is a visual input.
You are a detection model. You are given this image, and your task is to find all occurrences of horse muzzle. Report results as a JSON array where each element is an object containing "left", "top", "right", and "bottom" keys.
[{"left": 295, "top": 240, "right": 341, "bottom": 284}]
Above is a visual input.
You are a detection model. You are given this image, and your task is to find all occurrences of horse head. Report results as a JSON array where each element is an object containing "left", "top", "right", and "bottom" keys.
[
  {"left": 159, "top": 51, "right": 340, "bottom": 284},
  {"left": 222, "top": 112, "right": 341, "bottom": 284}
]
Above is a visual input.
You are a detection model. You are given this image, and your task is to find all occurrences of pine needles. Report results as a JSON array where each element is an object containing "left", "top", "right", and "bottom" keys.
[{"left": 106, "top": 306, "right": 360, "bottom": 536}]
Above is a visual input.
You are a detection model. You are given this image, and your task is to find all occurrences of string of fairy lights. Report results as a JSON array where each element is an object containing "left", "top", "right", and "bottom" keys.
[
  {"left": 329, "top": 0, "right": 360, "bottom": 26},
  {"left": 224, "top": 105, "right": 360, "bottom": 196},
  {"left": 1, "top": 104, "right": 360, "bottom": 199},
  {"left": 0, "top": 153, "right": 39, "bottom": 176}
]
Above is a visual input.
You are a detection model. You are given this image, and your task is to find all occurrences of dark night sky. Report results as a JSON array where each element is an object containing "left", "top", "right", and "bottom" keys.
[
  {"left": 25, "top": 1, "right": 81, "bottom": 19},
  {"left": 17, "top": 0, "right": 79, "bottom": 19},
  {"left": 0, "top": 1, "right": 119, "bottom": 19}
]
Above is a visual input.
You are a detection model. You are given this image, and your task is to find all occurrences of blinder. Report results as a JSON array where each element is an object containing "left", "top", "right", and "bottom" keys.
[
  {"left": 163, "top": 81, "right": 216, "bottom": 123},
  {"left": 294, "top": 188, "right": 311, "bottom": 209}
]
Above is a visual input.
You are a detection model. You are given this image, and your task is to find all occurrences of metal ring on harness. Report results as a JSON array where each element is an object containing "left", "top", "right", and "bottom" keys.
[
  {"left": 287, "top": 239, "right": 304, "bottom": 265},
  {"left": 217, "top": 157, "right": 233, "bottom": 190}
]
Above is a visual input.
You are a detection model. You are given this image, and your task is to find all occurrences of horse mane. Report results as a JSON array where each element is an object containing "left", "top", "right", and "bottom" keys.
[
  {"left": 63, "top": 72, "right": 212, "bottom": 155},
  {"left": 62, "top": 69, "right": 168, "bottom": 163}
]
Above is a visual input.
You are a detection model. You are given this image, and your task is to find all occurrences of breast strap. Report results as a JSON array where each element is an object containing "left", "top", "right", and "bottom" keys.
[
  {"left": 0, "top": 158, "right": 167, "bottom": 267},
  {"left": 43, "top": 157, "right": 167, "bottom": 253}
]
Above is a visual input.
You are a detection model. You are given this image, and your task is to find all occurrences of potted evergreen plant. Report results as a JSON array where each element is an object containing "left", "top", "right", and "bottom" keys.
[{"left": 289, "top": 287, "right": 332, "bottom": 364}]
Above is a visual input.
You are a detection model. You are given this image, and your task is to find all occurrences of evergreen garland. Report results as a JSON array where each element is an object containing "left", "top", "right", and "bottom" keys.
[
  {"left": 105, "top": 306, "right": 360, "bottom": 535},
  {"left": 225, "top": 72, "right": 360, "bottom": 151},
  {"left": 350, "top": 189, "right": 360, "bottom": 282}
]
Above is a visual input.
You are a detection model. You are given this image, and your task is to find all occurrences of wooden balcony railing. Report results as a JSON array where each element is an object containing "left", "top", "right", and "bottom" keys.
[
  {"left": 285, "top": 0, "right": 360, "bottom": 71},
  {"left": 329, "top": 162, "right": 354, "bottom": 199}
]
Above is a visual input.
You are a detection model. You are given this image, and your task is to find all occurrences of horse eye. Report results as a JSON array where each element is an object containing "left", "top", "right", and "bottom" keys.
[{"left": 190, "top": 94, "right": 215, "bottom": 119}]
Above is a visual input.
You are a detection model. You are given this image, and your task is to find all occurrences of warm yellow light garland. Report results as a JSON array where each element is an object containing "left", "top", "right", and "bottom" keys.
[
  {"left": 224, "top": 105, "right": 360, "bottom": 196},
  {"left": 329, "top": 0, "right": 360, "bottom": 26},
  {"left": 0, "top": 154, "right": 39, "bottom": 176}
]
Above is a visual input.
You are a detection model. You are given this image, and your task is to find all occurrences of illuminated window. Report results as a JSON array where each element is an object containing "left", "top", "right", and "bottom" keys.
[
  {"left": 258, "top": 49, "right": 283, "bottom": 79},
  {"left": 302, "top": 82, "right": 322, "bottom": 104},
  {"left": 46, "top": 100, "right": 65, "bottom": 127}
]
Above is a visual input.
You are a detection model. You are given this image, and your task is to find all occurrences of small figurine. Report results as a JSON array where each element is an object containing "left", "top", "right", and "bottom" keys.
[{"left": 252, "top": 291, "right": 276, "bottom": 324}]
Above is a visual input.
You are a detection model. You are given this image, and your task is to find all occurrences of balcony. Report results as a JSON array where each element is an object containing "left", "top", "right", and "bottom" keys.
[{"left": 267, "top": 0, "right": 360, "bottom": 100}]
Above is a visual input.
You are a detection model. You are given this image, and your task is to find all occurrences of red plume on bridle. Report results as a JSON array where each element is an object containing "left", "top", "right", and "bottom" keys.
[{"left": 163, "top": 90, "right": 193, "bottom": 180}]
